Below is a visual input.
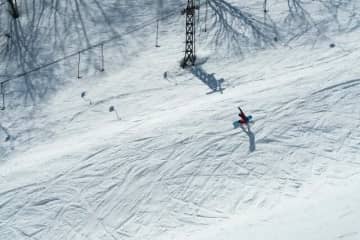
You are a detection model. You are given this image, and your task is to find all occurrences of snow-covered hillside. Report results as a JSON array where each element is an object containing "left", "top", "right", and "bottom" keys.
[{"left": 1, "top": 1, "right": 360, "bottom": 240}]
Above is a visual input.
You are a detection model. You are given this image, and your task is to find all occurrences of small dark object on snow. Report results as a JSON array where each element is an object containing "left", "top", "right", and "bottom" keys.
[
  {"left": 5, "top": 135, "right": 10, "bottom": 142},
  {"left": 329, "top": 43, "right": 336, "bottom": 48},
  {"left": 109, "top": 106, "right": 121, "bottom": 120},
  {"left": 81, "top": 91, "right": 92, "bottom": 105},
  {"left": 273, "top": 37, "right": 278, "bottom": 42}
]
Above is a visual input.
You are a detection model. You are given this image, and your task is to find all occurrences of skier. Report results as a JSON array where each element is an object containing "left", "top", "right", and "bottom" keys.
[{"left": 238, "top": 107, "right": 252, "bottom": 124}]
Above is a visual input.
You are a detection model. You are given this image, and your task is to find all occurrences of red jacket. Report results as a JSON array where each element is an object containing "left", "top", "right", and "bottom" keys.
[{"left": 238, "top": 108, "right": 248, "bottom": 124}]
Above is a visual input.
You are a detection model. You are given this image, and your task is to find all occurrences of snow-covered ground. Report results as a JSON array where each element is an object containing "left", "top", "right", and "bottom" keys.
[{"left": 1, "top": 1, "right": 360, "bottom": 240}]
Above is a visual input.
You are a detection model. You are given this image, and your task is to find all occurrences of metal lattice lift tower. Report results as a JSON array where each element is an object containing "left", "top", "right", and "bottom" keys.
[{"left": 182, "top": 0, "right": 199, "bottom": 67}]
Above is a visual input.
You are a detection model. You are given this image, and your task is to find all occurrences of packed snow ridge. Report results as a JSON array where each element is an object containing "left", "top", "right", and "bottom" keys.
[{"left": 0, "top": 1, "right": 360, "bottom": 240}]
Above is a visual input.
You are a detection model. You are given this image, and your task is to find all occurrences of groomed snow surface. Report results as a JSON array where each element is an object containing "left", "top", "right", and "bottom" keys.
[{"left": 1, "top": 1, "right": 360, "bottom": 240}]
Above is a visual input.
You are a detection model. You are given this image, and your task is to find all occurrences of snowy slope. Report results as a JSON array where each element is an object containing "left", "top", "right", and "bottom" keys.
[{"left": 1, "top": 1, "right": 360, "bottom": 240}]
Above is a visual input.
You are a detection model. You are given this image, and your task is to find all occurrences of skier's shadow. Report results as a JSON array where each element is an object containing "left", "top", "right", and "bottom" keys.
[{"left": 240, "top": 124, "right": 256, "bottom": 152}]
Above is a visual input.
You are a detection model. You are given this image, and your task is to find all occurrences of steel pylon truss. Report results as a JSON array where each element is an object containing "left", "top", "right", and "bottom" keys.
[{"left": 182, "top": 0, "right": 199, "bottom": 67}]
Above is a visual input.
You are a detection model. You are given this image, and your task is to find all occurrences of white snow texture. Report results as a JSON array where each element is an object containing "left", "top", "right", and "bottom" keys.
[{"left": 0, "top": 0, "right": 360, "bottom": 240}]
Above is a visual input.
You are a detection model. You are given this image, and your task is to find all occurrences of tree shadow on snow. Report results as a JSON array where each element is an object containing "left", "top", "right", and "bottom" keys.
[
  {"left": 207, "top": 0, "right": 278, "bottom": 55},
  {"left": 191, "top": 67, "right": 225, "bottom": 94},
  {"left": 1, "top": 0, "right": 177, "bottom": 107}
]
